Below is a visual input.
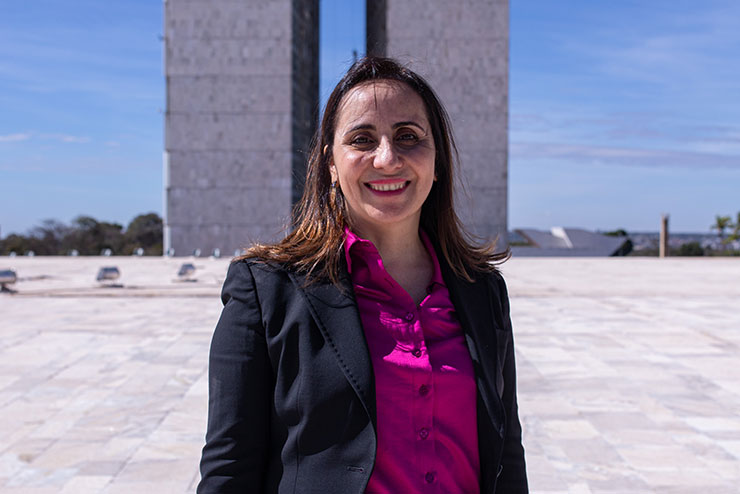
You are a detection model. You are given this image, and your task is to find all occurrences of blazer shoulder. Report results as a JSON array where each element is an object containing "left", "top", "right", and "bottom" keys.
[
  {"left": 230, "top": 256, "right": 286, "bottom": 272},
  {"left": 221, "top": 258, "right": 292, "bottom": 304},
  {"left": 227, "top": 257, "right": 293, "bottom": 282},
  {"left": 487, "top": 269, "right": 508, "bottom": 293},
  {"left": 480, "top": 269, "right": 512, "bottom": 329}
]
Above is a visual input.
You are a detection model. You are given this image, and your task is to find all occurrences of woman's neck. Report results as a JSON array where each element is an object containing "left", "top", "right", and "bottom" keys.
[
  {"left": 351, "top": 219, "right": 434, "bottom": 306},
  {"left": 352, "top": 219, "right": 426, "bottom": 267}
]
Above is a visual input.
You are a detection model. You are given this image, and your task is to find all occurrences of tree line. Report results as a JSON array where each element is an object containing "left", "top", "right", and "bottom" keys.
[
  {"left": 0, "top": 213, "right": 163, "bottom": 256},
  {"left": 643, "top": 211, "right": 740, "bottom": 257},
  {"left": 3, "top": 211, "right": 737, "bottom": 257},
  {"left": 711, "top": 212, "right": 740, "bottom": 246}
]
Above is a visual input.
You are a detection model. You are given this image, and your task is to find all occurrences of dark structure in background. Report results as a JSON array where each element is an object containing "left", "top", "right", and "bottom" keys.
[{"left": 164, "top": 0, "right": 508, "bottom": 256}]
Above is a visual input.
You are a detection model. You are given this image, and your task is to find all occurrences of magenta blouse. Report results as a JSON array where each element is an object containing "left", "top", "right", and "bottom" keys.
[{"left": 344, "top": 228, "right": 480, "bottom": 493}]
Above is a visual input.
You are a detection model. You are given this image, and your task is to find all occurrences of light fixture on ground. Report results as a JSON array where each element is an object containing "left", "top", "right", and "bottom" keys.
[
  {"left": 96, "top": 266, "right": 121, "bottom": 287},
  {"left": 177, "top": 263, "right": 196, "bottom": 282},
  {"left": 0, "top": 269, "right": 17, "bottom": 293}
]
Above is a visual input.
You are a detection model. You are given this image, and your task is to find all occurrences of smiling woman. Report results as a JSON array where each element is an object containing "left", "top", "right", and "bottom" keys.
[
  {"left": 330, "top": 80, "right": 436, "bottom": 254},
  {"left": 197, "top": 57, "right": 528, "bottom": 494}
]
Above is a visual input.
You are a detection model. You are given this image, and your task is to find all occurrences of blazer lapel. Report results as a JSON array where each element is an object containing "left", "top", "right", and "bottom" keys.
[
  {"left": 439, "top": 261, "right": 506, "bottom": 437},
  {"left": 290, "top": 269, "right": 377, "bottom": 425}
]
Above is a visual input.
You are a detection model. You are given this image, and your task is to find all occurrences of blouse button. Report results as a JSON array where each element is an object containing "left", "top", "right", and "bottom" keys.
[
  {"left": 425, "top": 471, "right": 435, "bottom": 483},
  {"left": 418, "top": 384, "right": 429, "bottom": 396},
  {"left": 411, "top": 348, "right": 422, "bottom": 358},
  {"left": 418, "top": 427, "right": 429, "bottom": 440},
  {"left": 405, "top": 312, "right": 415, "bottom": 321}
]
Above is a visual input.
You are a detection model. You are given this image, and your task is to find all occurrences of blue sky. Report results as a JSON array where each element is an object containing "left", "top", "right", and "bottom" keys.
[{"left": 1, "top": 0, "right": 738, "bottom": 236}]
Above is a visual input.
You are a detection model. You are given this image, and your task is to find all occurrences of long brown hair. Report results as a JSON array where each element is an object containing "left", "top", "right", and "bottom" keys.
[{"left": 243, "top": 56, "right": 508, "bottom": 284}]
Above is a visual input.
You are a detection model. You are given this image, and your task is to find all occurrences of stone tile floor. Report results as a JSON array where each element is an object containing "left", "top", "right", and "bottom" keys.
[{"left": 0, "top": 256, "right": 738, "bottom": 493}]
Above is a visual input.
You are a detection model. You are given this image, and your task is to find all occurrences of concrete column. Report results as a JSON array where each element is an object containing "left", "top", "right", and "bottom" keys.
[
  {"left": 367, "top": 0, "right": 509, "bottom": 243},
  {"left": 660, "top": 214, "right": 669, "bottom": 258},
  {"left": 164, "top": 0, "right": 318, "bottom": 256}
]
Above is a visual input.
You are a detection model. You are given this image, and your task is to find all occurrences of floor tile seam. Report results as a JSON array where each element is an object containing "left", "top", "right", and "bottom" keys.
[
  {"left": 510, "top": 293, "right": 740, "bottom": 300},
  {"left": 8, "top": 294, "right": 220, "bottom": 300},
  {"left": 0, "top": 436, "right": 61, "bottom": 469}
]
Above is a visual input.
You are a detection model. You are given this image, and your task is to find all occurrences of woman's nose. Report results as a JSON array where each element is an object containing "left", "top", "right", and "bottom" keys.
[{"left": 373, "top": 138, "right": 400, "bottom": 170}]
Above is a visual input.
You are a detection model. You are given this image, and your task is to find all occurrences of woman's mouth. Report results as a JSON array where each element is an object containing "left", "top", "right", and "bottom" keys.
[{"left": 366, "top": 180, "right": 409, "bottom": 192}]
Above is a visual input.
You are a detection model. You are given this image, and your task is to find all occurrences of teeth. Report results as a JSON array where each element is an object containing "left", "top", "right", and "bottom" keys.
[{"left": 369, "top": 182, "right": 406, "bottom": 191}]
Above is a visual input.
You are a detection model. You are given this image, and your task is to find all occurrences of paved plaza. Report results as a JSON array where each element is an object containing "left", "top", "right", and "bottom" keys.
[{"left": 0, "top": 256, "right": 739, "bottom": 493}]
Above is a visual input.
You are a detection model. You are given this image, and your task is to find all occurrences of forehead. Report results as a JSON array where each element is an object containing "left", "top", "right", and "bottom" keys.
[{"left": 335, "top": 80, "right": 429, "bottom": 129}]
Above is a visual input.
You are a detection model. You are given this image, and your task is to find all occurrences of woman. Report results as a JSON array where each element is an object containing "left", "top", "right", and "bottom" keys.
[{"left": 197, "top": 57, "right": 528, "bottom": 494}]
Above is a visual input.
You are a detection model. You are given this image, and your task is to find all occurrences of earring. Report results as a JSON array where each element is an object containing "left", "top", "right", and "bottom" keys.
[{"left": 331, "top": 181, "right": 337, "bottom": 189}]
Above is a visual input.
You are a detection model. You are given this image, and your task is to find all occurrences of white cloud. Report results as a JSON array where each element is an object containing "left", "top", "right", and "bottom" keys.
[
  {"left": 40, "top": 133, "right": 91, "bottom": 144},
  {"left": 0, "top": 133, "right": 31, "bottom": 143},
  {"left": 582, "top": 8, "right": 740, "bottom": 89},
  {"left": 511, "top": 141, "right": 740, "bottom": 169}
]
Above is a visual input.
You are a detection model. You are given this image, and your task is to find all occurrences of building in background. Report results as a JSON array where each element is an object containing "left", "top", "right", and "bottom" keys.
[
  {"left": 164, "top": 0, "right": 508, "bottom": 255},
  {"left": 164, "top": 0, "right": 319, "bottom": 256},
  {"left": 511, "top": 227, "right": 631, "bottom": 257}
]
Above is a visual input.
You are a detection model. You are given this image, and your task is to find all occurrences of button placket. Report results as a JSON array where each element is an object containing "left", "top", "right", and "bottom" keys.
[{"left": 407, "top": 304, "right": 435, "bottom": 489}]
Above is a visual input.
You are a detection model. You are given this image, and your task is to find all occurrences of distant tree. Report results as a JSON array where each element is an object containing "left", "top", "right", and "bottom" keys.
[
  {"left": 729, "top": 211, "right": 740, "bottom": 242},
  {"left": 0, "top": 234, "right": 32, "bottom": 255},
  {"left": 29, "top": 219, "right": 70, "bottom": 255},
  {"left": 1, "top": 213, "right": 164, "bottom": 255},
  {"left": 65, "top": 216, "right": 124, "bottom": 255},
  {"left": 604, "top": 228, "right": 628, "bottom": 237},
  {"left": 675, "top": 242, "right": 704, "bottom": 256},
  {"left": 711, "top": 215, "right": 732, "bottom": 249},
  {"left": 0, "top": 220, "right": 70, "bottom": 255},
  {"left": 124, "top": 213, "right": 163, "bottom": 255}
]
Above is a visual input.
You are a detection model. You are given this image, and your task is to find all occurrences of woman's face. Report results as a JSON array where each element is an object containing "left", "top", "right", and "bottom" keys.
[{"left": 330, "top": 80, "right": 436, "bottom": 236}]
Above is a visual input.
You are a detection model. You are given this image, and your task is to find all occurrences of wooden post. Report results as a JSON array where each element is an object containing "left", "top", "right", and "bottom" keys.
[{"left": 659, "top": 214, "right": 669, "bottom": 258}]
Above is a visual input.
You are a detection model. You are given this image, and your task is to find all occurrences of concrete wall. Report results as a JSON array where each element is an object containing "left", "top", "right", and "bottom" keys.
[
  {"left": 367, "top": 0, "right": 509, "bottom": 243},
  {"left": 164, "top": 0, "right": 318, "bottom": 256}
]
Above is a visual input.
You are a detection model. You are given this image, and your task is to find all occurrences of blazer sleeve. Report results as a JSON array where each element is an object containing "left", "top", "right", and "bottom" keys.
[
  {"left": 492, "top": 273, "right": 529, "bottom": 493},
  {"left": 197, "top": 260, "right": 272, "bottom": 493}
]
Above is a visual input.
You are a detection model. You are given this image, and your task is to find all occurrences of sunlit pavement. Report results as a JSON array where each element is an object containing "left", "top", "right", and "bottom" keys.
[{"left": 1, "top": 256, "right": 739, "bottom": 493}]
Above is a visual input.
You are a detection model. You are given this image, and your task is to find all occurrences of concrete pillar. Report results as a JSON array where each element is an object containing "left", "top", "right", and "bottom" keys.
[
  {"left": 164, "top": 0, "right": 319, "bottom": 256},
  {"left": 660, "top": 214, "right": 669, "bottom": 258},
  {"left": 368, "top": 0, "right": 509, "bottom": 243}
]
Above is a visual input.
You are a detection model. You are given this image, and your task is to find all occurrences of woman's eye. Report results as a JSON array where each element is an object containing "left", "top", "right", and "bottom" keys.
[
  {"left": 397, "top": 133, "right": 419, "bottom": 144},
  {"left": 350, "top": 135, "right": 372, "bottom": 146}
]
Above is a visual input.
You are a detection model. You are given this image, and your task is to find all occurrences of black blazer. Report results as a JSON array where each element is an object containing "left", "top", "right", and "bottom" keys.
[{"left": 197, "top": 254, "right": 528, "bottom": 494}]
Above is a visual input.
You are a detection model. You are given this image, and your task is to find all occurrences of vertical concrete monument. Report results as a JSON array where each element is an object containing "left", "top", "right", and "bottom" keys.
[
  {"left": 368, "top": 0, "right": 509, "bottom": 242},
  {"left": 165, "top": 0, "right": 507, "bottom": 254},
  {"left": 164, "top": 0, "right": 319, "bottom": 256}
]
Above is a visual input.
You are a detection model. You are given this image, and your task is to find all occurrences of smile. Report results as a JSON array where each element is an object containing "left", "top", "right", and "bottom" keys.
[{"left": 366, "top": 181, "right": 408, "bottom": 192}]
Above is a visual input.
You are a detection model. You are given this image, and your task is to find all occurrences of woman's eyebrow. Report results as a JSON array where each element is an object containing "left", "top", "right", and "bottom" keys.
[
  {"left": 346, "top": 123, "right": 375, "bottom": 134},
  {"left": 345, "top": 120, "right": 426, "bottom": 135},
  {"left": 393, "top": 120, "right": 425, "bottom": 131}
]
